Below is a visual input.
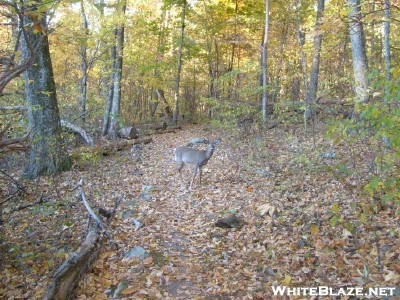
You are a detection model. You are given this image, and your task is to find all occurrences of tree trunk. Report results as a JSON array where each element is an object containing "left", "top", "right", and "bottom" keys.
[
  {"left": 102, "top": 43, "right": 116, "bottom": 136},
  {"left": 271, "top": 23, "right": 288, "bottom": 105},
  {"left": 309, "top": 0, "right": 325, "bottom": 104},
  {"left": 154, "top": 11, "right": 172, "bottom": 119},
  {"left": 172, "top": 0, "right": 187, "bottom": 126},
  {"left": 369, "top": 1, "right": 376, "bottom": 70},
  {"left": 20, "top": 1, "right": 71, "bottom": 179},
  {"left": 383, "top": 0, "right": 392, "bottom": 102},
  {"left": 347, "top": 0, "right": 369, "bottom": 103},
  {"left": 79, "top": 0, "right": 89, "bottom": 124},
  {"left": 261, "top": 0, "right": 269, "bottom": 128},
  {"left": 107, "top": 1, "right": 126, "bottom": 140}
]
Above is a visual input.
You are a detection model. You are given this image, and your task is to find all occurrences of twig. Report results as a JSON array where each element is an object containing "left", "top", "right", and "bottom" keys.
[
  {"left": 78, "top": 179, "right": 116, "bottom": 247},
  {"left": 0, "top": 168, "right": 26, "bottom": 194},
  {"left": 16, "top": 192, "right": 44, "bottom": 210},
  {"left": 110, "top": 194, "right": 123, "bottom": 220}
]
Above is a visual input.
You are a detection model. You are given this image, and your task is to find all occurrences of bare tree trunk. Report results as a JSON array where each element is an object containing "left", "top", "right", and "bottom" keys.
[
  {"left": 154, "top": 11, "right": 172, "bottom": 119},
  {"left": 20, "top": 0, "right": 71, "bottom": 178},
  {"left": 369, "top": 1, "right": 376, "bottom": 70},
  {"left": 102, "top": 42, "right": 116, "bottom": 136},
  {"left": 227, "top": 0, "right": 239, "bottom": 100},
  {"left": 271, "top": 23, "right": 288, "bottom": 105},
  {"left": 308, "top": 0, "right": 325, "bottom": 149},
  {"left": 261, "top": 0, "right": 269, "bottom": 128},
  {"left": 172, "top": 0, "right": 186, "bottom": 126},
  {"left": 107, "top": 1, "right": 126, "bottom": 139},
  {"left": 347, "top": 0, "right": 369, "bottom": 104},
  {"left": 309, "top": 0, "right": 325, "bottom": 104},
  {"left": 383, "top": 0, "right": 392, "bottom": 103},
  {"left": 79, "top": 0, "right": 89, "bottom": 124}
]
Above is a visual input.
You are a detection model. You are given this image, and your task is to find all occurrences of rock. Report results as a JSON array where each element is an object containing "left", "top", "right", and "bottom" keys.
[
  {"left": 215, "top": 214, "right": 246, "bottom": 229},
  {"left": 320, "top": 151, "right": 337, "bottom": 159},
  {"left": 140, "top": 192, "right": 152, "bottom": 201},
  {"left": 128, "top": 169, "right": 144, "bottom": 176},
  {"left": 124, "top": 246, "right": 149, "bottom": 261},
  {"left": 118, "top": 126, "right": 139, "bottom": 139},
  {"left": 122, "top": 209, "right": 135, "bottom": 219}
]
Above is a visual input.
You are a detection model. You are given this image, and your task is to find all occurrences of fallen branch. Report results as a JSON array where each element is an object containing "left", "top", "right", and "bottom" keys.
[
  {"left": 0, "top": 168, "right": 27, "bottom": 197},
  {"left": 78, "top": 179, "right": 115, "bottom": 245},
  {"left": 118, "top": 126, "right": 138, "bottom": 139},
  {"left": 61, "top": 120, "right": 94, "bottom": 145},
  {"left": 43, "top": 229, "right": 101, "bottom": 300},
  {"left": 44, "top": 180, "right": 120, "bottom": 300},
  {"left": 15, "top": 193, "right": 44, "bottom": 211},
  {"left": 70, "top": 138, "right": 152, "bottom": 161},
  {"left": 152, "top": 127, "right": 182, "bottom": 135},
  {"left": 0, "top": 133, "right": 29, "bottom": 150},
  {"left": 131, "top": 137, "right": 152, "bottom": 145},
  {"left": 0, "top": 105, "right": 27, "bottom": 113},
  {"left": 137, "top": 121, "right": 167, "bottom": 131}
]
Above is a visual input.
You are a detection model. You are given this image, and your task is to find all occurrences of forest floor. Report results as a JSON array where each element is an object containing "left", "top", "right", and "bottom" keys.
[{"left": 1, "top": 122, "right": 399, "bottom": 299}]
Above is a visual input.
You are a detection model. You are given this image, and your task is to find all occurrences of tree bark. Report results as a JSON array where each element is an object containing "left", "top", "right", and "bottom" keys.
[
  {"left": 102, "top": 43, "right": 116, "bottom": 136},
  {"left": 309, "top": 0, "right": 325, "bottom": 104},
  {"left": 0, "top": 4, "right": 34, "bottom": 96},
  {"left": 383, "top": 0, "right": 392, "bottom": 102},
  {"left": 79, "top": 0, "right": 89, "bottom": 124},
  {"left": 347, "top": 0, "right": 369, "bottom": 103},
  {"left": 172, "top": 0, "right": 187, "bottom": 126},
  {"left": 61, "top": 120, "right": 93, "bottom": 145},
  {"left": 261, "top": 0, "right": 269, "bottom": 128},
  {"left": 20, "top": 1, "right": 71, "bottom": 179},
  {"left": 107, "top": 0, "right": 126, "bottom": 139},
  {"left": 154, "top": 11, "right": 172, "bottom": 119}
]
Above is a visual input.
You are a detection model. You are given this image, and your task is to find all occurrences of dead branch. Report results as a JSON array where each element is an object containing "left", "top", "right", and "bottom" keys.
[
  {"left": 43, "top": 229, "right": 101, "bottom": 300},
  {"left": 0, "top": 120, "right": 12, "bottom": 139},
  {"left": 78, "top": 179, "right": 115, "bottom": 245},
  {"left": 15, "top": 193, "right": 45, "bottom": 211},
  {"left": 43, "top": 182, "right": 121, "bottom": 299},
  {"left": 0, "top": 133, "right": 29, "bottom": 148},
  {"left": 0, "top": 105, "right": 27, "bottom": 113},
  {"left": 61, "top": 119, "right": 94, "bottom": 145}
]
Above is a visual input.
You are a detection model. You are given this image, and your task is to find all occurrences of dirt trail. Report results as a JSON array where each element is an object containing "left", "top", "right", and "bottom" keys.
[
  {"left": 70, "top": 125, "right": 398, "bottom": 299},
  {"left": 2, "top": 125, "right": 398, "bottom": 299}
]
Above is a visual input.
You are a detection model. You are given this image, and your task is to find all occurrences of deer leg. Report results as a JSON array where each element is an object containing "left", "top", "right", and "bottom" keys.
[
  {"left": 176, "top": 162, "right": 184, "bottom": 185},
  {"left": 189, "top": 165, "right": 199, "bottom": 189},
  {"left": 199, "top": 167, "right": 203, "bottom": 186}
]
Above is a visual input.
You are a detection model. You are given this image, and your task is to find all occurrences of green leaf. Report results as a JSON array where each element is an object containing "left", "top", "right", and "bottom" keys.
[
  {"left": 369, "top": 176, "right": 380, "bottom": 189},
  {"left": 330, "top": 215, "right": 339, "bottom": 227},
  {"left": 332, "top": 203, "right": 339, "bottom": 214}
]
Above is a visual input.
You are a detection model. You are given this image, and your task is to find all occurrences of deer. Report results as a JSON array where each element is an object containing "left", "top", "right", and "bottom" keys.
[{"left": 174, "top": 139, "right": 221, "bottom": 189}]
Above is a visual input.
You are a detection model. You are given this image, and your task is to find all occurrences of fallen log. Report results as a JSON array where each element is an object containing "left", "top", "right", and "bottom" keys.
[
  {"left": 137, "top": 121, "right": 167, "bottom": 134},
  {"left": 118, "top": 126, "right": 138, "bottom": 139},
  {"left": 98, "top": 138, "right": 152, "bottom": 156},
  {"left": 44, "top": 228, "right": 101, "bottom": 300},
  {"left": 153, "top": 126, "right": 182, "bottom": 135},
  {"left": 61, "top": 120, "right": 93, "bottom": 146},
  {"left": 0, "top": 133, "right": 29, "bottom": 155},
  {"left": 131, "top": 137, "right": 152, "bottom": 145},
  {"left": 44, "top": 181, "right": 121, "bottom": 300},
  {"left": 70, "top": 138, "right": 153, "bottom": 161}
]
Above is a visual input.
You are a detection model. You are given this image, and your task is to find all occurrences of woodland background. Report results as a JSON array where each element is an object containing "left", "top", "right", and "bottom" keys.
[{"left": 0, "top": 0, "right": 399, "bottom": 298}]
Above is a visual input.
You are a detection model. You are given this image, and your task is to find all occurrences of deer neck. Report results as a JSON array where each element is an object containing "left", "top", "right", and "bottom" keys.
[{"left": 205, "top": 144, "right": 215, "bottom": 160}]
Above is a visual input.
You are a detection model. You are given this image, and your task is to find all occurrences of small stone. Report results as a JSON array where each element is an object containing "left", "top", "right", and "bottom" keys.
[
  {"left": 215, "top": 214, "right": 246, "bottom": 229},
  {"left": 124, "top": 246, "right": 149, "bottom": 261}
]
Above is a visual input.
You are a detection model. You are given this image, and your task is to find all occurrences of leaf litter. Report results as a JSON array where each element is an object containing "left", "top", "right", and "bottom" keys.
[{"left": 0, "top": 124, "right": 399, "bottom": 299}]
